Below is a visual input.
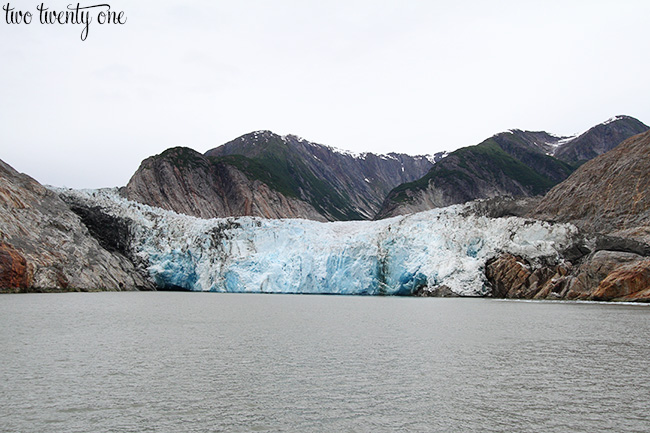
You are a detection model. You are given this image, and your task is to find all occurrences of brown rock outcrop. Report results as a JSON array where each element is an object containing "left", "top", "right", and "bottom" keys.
[
  {"left": 486, "top": 250, "right": 650, "bottom": 302},
  {"left": 560, "top": 251, "right": 642, "bottom": 300},
  {"left": 484, "top": 129, "right": 650, "bottom": 302},
  {"left": 486, "top": 253, "right": 570, "bottom": 300},
  {"left": 592, "top": 260, "right": 650, "bottom": 302},
  {"left": 0, "top": 241, "right": 31, "bottom": 291}
]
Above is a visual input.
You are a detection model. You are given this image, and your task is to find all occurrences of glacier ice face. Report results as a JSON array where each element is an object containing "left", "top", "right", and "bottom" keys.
[{"left": 57, "top": 188, "right": 578, "bottom": 296}]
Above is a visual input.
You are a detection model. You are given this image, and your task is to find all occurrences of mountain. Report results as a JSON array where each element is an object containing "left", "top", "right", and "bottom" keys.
[
  {"left": 204, "top": 131, "right": 442, "bottom": 220},
  {"left": 123, "top": 147, "right": 326, "bottom": 221},
  {"left": 532, "top": 129, "right": 650, "bottom": 235},
  {"left": 553, "top": 115, "right": 649, "bottom": 166},
  {"left": 125, "top": 131, "right": 440, "bottom": 222},
  {"left": 376, "top": 116, "right": 649, "bottom": 219},
  {"left": 3, "top": 126, "right": 648, "bottom": 299},
  {"left": 0, "top": 158, "right": 152, "bottom": 292},
  {"left": 486, "top": 129, "right": 650, "bottom": 302},
  {"left": 375, "top": 130, "right": 574, "bottom": 218}
]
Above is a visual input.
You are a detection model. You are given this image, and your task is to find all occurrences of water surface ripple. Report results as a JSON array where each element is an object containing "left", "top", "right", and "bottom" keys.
[{"left": 1, "top": 293, "right": 649, "bottom": 432}]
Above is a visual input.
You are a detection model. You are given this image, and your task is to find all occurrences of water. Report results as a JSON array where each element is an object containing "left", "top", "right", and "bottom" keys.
[{"left": 1, "top": 293, "right": 649, "bottom": 433}]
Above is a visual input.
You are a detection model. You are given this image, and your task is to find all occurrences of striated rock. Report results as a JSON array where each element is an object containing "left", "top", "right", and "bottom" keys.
[
  {"left": 609, "top": 225, "right": 650, "bottom": 246},
  {"left": 485, "top": 253, "right": 570, "bottom": 299},
  {"left": 559, "top": 251, "right": 641, "bottom": 300},
  {"left": 124, "top": 147, "right": 327, "bottom": 221},
  {"left": 0, "top": 158, "right": 153, "bottom": 292},
  {"left": 532, "top": 130, "right": 650, "bottom": 234},
  {"left": 485, "top": 254, "right": 534, "bottom": 298},
  {"left": 486, "top": 249, "right": 650, "bottom": 302},
  {"left": 591, "top": 260, "right": 650, "bottom": 302}
]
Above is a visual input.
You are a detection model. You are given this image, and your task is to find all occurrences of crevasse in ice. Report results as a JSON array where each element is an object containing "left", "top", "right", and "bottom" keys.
[{"left": 58, "top": 188, "right": 577, "bottom": 296}]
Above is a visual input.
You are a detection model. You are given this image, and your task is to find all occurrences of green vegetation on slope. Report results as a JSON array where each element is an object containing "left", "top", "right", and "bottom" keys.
[
  {"left": 212, "top": 135, "right": 365, "bottom": 220},
  {"left": 159, "top": 147, "right": 208, "bottom": 169},
  {"left": 209, "top": 154, "right": 298, "bottom": 199},
  {"left": 388, "top": 139, "right": 566, "bottom": 204},
  {"left": 458, "top": 140, "right": 559, "bottom": 194}
]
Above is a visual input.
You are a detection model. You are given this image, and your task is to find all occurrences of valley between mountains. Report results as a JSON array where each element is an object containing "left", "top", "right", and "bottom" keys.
[{"left": 1, "top": 115, "right": 649, "bottom": 301}]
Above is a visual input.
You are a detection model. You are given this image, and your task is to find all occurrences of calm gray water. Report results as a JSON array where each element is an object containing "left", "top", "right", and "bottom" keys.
[{"left": 1, "top": 293, "right": 649, "bottom": 433}]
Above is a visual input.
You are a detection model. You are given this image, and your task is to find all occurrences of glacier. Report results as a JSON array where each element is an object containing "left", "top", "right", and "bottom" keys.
[{"left": 57, "top": 188, "right": 578, "bottom": 296}]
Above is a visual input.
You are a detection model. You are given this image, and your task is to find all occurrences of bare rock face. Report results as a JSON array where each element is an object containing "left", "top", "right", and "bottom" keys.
[
  {"left": 123, "top": 147, "right": 326, "bottom": 221},
  {"left": 532, "top": 130, "right": 650, "bottom": 234},
  {"left": 562, "top": 251, "right": 642, "bottom": 299},
  {"left": 486, "top": 250, "right": 650, "bottom": 302},
  {"left": 592, "top": 260, "right": 650, "bottom": 302},
  {"left": 0, "top": 159, "right": 153, "bottom": 292},
  {"left": 0, "top": 241, "right": 30, "bottom": 290},
  {"left": 485, "top": 254, "right": 570, "bottom": 300},
  {"left": 554, "top": 115, "right": 649, "bottom": 165}
]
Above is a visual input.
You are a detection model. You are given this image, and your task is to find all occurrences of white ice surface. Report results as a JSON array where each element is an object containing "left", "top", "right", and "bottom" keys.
[{"left": 56, "top": 188, "right": 578, "bottom": 296}]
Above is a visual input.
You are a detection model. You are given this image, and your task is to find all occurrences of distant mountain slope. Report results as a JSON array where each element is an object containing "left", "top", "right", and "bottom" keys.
[
  {"left": 532, "top": 129, "right": 650, "bottom": 233},
  {"left": 205, "top": 131, "right": 442, "bottom": 220},
  {"left": 376, "top": 130, "right": 574, "bottom": 219},
  {"left": 123, "top": 147, "right": 326, "bottom": 221},
  {"left": 376, "top": 116, "right": 648, "bottom": 219},
  {"left": 553, "top": 115, "right": 649, "bottom": 166}
]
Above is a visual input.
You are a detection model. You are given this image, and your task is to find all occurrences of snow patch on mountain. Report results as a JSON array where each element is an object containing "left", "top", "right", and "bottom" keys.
[
  {"left": 602, "top": 115, "right": 625, "bottom": 125},
  {"left": 544, "top": 134, "right": 578, "bottom": 155},
  {"left": 425, "top": 151, "right": 448, "bottom": 164}
]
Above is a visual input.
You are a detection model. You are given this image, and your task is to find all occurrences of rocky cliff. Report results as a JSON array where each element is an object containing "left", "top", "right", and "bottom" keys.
[
  {"left": 124, "top": 147, "right": 326, "bottom": 221},
  {"left": 486, "top": 249, "right": 650, "bottom": 302},
  {"left": 377, "top": 116, "right": 649, "bottom": 219},
  {"left": 0, "top": 159, "right": 153, "bottom": 292},
  {"left": 485, "top": 130, "right": 650, "bottom": 302},
  {"left": 532, "top": 129, "right": 650, "bottom": 234},
  {"left": 205, "top": 131, "right": 442, "bottom": 220}
]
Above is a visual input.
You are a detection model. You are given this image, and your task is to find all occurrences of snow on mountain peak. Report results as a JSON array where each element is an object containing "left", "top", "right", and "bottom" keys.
[
  {"left": 327, "top": 145, "right": 367, "bottom": 159},
  {"left": 425, "top": 152, "right": 447, "bottom": 164},
  {"left": 602, "top": 115, "right": 626, "bottom": 125}
]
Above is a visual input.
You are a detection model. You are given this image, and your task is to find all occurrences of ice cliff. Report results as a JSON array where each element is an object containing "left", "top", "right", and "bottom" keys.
[{"left": 57, "top": 188, "right": 578, "bottom": 296}]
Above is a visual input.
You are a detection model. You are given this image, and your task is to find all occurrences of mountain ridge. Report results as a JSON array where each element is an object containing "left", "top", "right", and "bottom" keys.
[
  {"left": 376, "top": 115, "right": 649, "bottom": 219},
  {"left": 205, "top": 130, "right": 444, "bottom": 220},
  {"left": 125, "top": 130, "right": 442, "bottom": 221}
]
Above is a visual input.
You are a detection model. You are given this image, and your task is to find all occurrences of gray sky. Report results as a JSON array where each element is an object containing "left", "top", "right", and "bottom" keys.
[{"left": 1, "top": 0, "right": 649, "bottom": 188}]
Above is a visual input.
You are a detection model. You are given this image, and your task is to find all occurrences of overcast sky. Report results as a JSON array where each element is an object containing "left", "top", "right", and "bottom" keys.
[{"left": 1, "top": 0, "right": 649, "bottom": 188}]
